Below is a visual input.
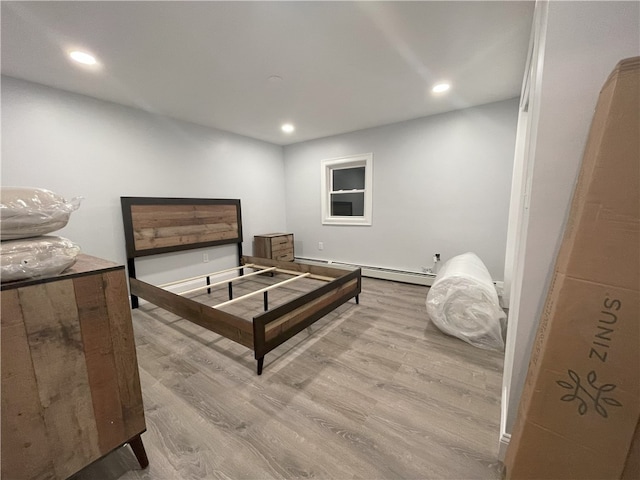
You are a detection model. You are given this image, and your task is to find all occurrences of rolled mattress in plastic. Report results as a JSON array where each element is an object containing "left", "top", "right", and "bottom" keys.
[
  {"left": 426, "top": 252, "right": 506, "bottom": 350},
  {"left": 1, "top": 236, "right": 81, "bottom": 282}
]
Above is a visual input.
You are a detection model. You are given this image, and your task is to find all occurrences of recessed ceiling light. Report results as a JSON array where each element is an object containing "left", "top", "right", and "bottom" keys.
[
  {"left": 268, "top": 75, "right": 283, "bottom": 83},
  {"left": 281, "top": 124, "right": 295, "bottom": 133},
  {"left": 432, "top": 83, "right": 451, "bottom": 93},
  {"left": 69, "top": 50, "right": 97, "bottom": 65}
]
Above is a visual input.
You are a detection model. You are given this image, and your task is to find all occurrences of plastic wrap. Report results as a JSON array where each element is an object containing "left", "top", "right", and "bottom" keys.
[
  {"left": 1, "top": 236, "right": 81, "bottom": 282},
  {"left": 426, "top": 252, "right": 506, "bottom": 350},
  {"left": 0, "top": 187, "right": 82, "bottom": 240}
]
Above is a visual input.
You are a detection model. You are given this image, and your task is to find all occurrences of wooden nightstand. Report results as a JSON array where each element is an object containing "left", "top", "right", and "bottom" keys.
[{"left": 254, "top": 233, "right": 294, "bottom": 261}]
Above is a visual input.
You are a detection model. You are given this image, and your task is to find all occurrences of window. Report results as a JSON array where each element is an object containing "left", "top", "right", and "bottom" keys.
[{"left": 321, "top": 153, "right": 373, "bottom": 225}]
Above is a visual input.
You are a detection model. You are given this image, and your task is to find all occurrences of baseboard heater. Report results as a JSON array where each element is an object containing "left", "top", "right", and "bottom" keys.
[{"left": 295, "top": 257, "right": 436, "bottom": 287}]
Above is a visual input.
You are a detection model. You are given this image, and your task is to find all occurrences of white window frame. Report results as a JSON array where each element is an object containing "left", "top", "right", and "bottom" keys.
[{"left": 321, "top": 153, "right": 373, "bottom": 226}]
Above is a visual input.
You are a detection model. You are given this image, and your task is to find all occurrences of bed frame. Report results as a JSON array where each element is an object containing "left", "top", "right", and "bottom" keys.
[{"left": 121, "top": 197, "right": 361, "bottom": 375}]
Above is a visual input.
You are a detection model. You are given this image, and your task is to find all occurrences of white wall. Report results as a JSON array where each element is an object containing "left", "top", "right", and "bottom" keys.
[
  {"left": 501, "top": 0, "right": 640, "bottom": 451},
  {"left": 1, "top": 76, "right": 286, "bottom": 284},
  {"left": 283, "top": 98, "right": 519, "bottom": 280}
]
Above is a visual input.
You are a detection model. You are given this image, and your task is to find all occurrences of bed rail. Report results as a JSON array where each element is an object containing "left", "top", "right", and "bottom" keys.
[{"left": 242, "top": 255, "right": 361, "bottom": 374}]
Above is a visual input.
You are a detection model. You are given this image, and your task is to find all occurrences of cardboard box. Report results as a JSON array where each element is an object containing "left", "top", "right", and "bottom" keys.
[
  {"left": 621, "top": 420, "right": 639, "bottom": 479},
  {"left": 505, "top": 57, "right": 640, "bottom": 479}
]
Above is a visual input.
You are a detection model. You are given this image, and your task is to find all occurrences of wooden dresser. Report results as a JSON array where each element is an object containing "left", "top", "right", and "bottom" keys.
[
  {"left": 254, "top": 233, "right": 294, "bottom": 261},
  {"left": 1, "top": 254, "right": 147, "bottom": 480}
]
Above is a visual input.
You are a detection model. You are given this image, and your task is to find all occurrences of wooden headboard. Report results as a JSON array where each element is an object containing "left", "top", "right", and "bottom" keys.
[
  {"left": 120, "top": 196, "right": 243, "bottom": 307},
  {"left": 121, "top": 197, "right": 242, "bottom": 258}
]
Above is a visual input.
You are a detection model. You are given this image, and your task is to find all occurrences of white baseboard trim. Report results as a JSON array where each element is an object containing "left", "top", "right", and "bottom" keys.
[
  {"left": 296, "top": 257, "right": 506, "bottom": 291},
  {"left": 295, "top": 257, "right": 437, "bottom": 286},
  {"left": 361, "top": 266, "right": 435, "bottom": 286},
  {"left": 498, "top": 432, "right": 511, "bottom": 461}
]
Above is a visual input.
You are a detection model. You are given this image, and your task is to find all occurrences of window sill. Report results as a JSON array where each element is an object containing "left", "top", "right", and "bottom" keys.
[{"left": 322, "top": 217, "right": 372, "bottom": 226}]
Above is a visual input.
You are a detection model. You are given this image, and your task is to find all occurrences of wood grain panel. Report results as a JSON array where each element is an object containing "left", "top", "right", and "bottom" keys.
[
  {"left": 0, "top": 254, "right": 121, "bottom": 292},
  {"left": 131, "top": 204, "right": 237, "bottom": 226},
  {"left": 130, "top": 277, "right": 254, "bottom": 349},
  {"left": 242, "top": 255, "right": 348, "bottom": 280},
  {"left": 103, "top": 270, "right": 146, "bottom": 441},
  {"left": 131, "top": 204, "right": 239, "bottom": 252},
  {"left": 135, "top": 222, "right": 237, "bottom": 239},
  {"left": 74, "top": 273, "right": 127, "bottom": 453},
  {"left": 19, "top": 280, "right": 101, "bottom": 479},
  {"left": 264, "top": 278, "right": 359, "bottom": 341},
  {"left": 134, "top": 229, "right": 240, "bottom": 252},
  {"left": 1, "top": 289, "right": 56, "bottom": 480}
]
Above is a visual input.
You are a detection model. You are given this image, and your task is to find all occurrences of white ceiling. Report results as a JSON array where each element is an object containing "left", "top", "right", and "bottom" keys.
[{"left": 1, "top": 1, "right": 534, "bottom": 145}]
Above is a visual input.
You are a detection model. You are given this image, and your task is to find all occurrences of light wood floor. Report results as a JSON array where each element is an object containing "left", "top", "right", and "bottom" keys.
[{"left": 71, "top": 276, "right": 505, "bottom": 480}]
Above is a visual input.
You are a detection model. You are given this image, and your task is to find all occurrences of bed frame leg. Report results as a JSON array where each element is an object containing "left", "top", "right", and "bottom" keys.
[
  {"left": 257, "top": 357, "right": 264, "bottom": 375},
  {"left": 127, "top": 258, "right": 139, "bottom": 309},
  {"left": 355, "top": 295, "right": 360, "bottom": 305},
  {"left": 128, "top": 434, "right": 149, "bottom": 469}
]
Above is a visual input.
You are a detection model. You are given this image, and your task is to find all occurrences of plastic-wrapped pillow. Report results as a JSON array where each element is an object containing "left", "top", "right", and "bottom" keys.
[
  {"left": 426, "top": 252, "right": 506, "bottom": 351},
  {"left": 0, "top": 187, "right": 82, "bottom": 240},
  {"left": 1, "top": 236, "right": 81, "bottom": 282}
]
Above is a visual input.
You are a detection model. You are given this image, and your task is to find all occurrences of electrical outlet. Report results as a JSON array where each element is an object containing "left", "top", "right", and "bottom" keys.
[
  {"left": 318, "top": 242, "right": 324, "bottom": 250},
  {"left": 203, "top": 253, "right": 209, "bottom": 263}
]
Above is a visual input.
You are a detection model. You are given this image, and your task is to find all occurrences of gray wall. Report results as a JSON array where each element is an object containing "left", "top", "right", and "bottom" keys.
[
  {"left": 2, "top": 77, "right": 518, "bottom": 285},
  {"left": 503, "top": 0, "right": 640, "bottom": 440},
  {"left": 1, "top": 76, "right": 286, "bottom": 284},
  {"left": 283, "top": 98, "right": 519, "bottom": 280}
]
